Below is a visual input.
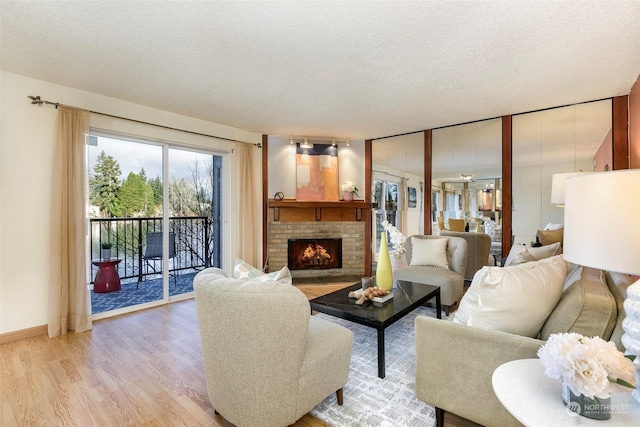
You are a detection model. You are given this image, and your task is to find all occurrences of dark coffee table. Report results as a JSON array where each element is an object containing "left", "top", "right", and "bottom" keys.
[{"left": 309, "top": 280, "right": 441, "bottom": 378}]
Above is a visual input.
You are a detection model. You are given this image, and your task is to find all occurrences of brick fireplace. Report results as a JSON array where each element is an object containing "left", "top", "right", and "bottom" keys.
[{"left": 267, "top": 200, "right": 370, "bottom": 278}]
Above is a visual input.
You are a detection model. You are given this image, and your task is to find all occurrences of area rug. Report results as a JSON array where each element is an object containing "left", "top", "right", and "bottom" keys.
[{"left": 311, "top": 306, "right": 439, "bottom": 427}]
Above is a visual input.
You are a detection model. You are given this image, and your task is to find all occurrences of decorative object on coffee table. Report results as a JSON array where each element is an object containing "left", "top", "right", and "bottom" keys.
[
  {"left": 361, "top": 276, "right": 374, "bottom": 289},
  {"left": 381, "top": 220, "right": 406, "bottom": 259},
  {"left": 348, "top": 286, "right": 391, "bottom": 305},
  {"left": 563, "top": 169, "right": 640, "bottom": 404},
  {"left": 376, "top": 231, "right": 393, "bottom": 290}
]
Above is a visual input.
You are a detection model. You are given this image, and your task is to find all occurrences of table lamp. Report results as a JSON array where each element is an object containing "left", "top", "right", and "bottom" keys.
[
  {"left": 550, "top": 171, "right": 584, "bottom": 206},
  {"left": 563, "top": 169, "right": 640, "bottom": 404}
]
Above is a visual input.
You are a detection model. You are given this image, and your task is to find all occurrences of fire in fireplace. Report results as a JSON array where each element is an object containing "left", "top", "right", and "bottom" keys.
[{"left": 288, "top": 238, "right": 342, "bottom": 270}]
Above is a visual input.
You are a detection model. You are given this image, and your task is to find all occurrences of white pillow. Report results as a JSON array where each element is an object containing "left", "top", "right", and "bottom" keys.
[
  {"left": 503, "top": 242, "right": 560, "bottom": 267},
  {"left": 233, "top": 258, "right": 292, "bottom": 286},
  {"left": 544, "top": 222, "right": 564, "bottom": 230},
  {"left": 247, "top": 266, "right": 292, "bottom": 286},
  {"left": 508, "top": 247, "right": 535, "bottom": 266},
  {"left": 454, "top": 255, "right": 567, "bottom": 337},
  {"left": 409, "top": 238, "right": 449, "bottom": 269},
  {"left": 452, "top": 266, "right": 490, "bottom": 325}
]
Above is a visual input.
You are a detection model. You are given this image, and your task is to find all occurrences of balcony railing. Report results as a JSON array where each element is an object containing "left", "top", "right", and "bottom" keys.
[{"left": 89, "top": 216, "right": 212, "bottom": 283}]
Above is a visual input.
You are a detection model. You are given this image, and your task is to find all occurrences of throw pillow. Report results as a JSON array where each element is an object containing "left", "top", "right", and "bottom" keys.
[
  {"left": 247, "top": 266, "right": 293, "bottom": 286},
  {"left": 469, "top": 255, "right": 567, "bottom": 337},
  {"left": 233, "top": 258, "right": 293, "bottom": 286},
  {"left": 503, "top": 242, "right": 560, "bottom": 267},
  {"left": 544, "top": 222, "right": 564, "bottom": 231},
  {"left": 409, "top": 237, "right": 449, "bottom": 269},
  {"left": 233, "top": 258, "right": 265, "bottom": 280},
  {"left": 537, "top": 228, "right": 564, "bottom": 247},
  {"left": 508, "top": 247, "right": 536, "bottom": 266},
  {"left": 452, "top": 266, "right": 491, "bottom": 325}
]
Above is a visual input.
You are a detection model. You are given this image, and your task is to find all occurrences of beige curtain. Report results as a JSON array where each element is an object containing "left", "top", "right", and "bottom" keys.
[
  {"left": 48, "top": 107, "right": 92, "bottom": 338},
  {"left": 235, "top": 142, "right": 259, "bottom": 268}
]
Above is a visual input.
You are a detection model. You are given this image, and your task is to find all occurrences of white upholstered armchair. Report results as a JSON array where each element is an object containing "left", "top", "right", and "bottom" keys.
[
  {"left": 394, "top": 235, "right": 467, "bottom": 313},
  {"left": 194, "top": 268, "right": 353, "bottom": 427}
]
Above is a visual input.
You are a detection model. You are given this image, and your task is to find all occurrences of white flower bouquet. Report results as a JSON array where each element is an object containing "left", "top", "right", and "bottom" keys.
[
  {"left": 381, "top": 220, "right": 406, "bottom": 259},
  {"left": 537, "top": 332, "right": 636, "bottom": 399},
  {"left": 341, "top": 180, "right": 359, "bottom": 196}
]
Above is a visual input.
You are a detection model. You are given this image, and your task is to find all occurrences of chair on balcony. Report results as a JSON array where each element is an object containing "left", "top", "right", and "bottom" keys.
[{"left": 138, "top": 232, "right": 177, "bottom": 288}]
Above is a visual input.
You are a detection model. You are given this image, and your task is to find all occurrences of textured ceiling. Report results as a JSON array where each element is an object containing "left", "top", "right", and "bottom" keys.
[{"left": 1, "top": 1, "right": 640, "bottom": 140}]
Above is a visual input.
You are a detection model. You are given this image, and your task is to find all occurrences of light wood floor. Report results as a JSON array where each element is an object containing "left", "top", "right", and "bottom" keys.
[{"left": 0, "top": 282, "right": 479, "bottom": 427}]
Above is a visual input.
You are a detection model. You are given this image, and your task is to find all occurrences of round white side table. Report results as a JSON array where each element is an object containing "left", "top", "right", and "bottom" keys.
[{"left": 492, "top": 359, "right": 640, "bottom": 426}]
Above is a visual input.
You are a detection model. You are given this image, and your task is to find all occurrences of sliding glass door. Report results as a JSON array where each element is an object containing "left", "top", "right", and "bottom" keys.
[
  {"left": 87, "top": 133, "right": 223, "bottom": 317},
  {"left": 167, "top": 147, "right": 222, "bottom": 297}
]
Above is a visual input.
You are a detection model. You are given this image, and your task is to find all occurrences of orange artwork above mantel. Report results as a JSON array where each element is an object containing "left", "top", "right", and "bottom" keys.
[{"left": 268, "top": 199, "right": 370, "bottom": 222}]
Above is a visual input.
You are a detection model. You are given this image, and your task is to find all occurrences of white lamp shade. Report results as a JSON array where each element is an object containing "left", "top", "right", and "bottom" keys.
[
  {"left": 550, "top": 172, "right": 584, "bottom": 205},
  {"left": 563, "top": 170, "right": 640, "bottom": 275}
]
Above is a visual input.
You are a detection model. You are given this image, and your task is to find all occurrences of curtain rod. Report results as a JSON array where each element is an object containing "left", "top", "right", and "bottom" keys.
[{"left": 27, "top": 95, "right": 261, "bottom": 147}]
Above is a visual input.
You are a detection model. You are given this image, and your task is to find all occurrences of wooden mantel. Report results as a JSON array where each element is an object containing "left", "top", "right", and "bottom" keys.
[{"left": 268, "top": 199, "right": 370, "bottom": 222}]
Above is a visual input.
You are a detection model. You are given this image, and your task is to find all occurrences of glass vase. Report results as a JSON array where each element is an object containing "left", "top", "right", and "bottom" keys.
[
  {"left": 376, "top": 231, "right": 393, "bottom": 290},
  {"left": 562, "top": 382, "right": 611, "bottom": 420}
]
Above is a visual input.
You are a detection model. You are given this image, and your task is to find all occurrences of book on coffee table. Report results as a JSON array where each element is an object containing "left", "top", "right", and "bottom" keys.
[{"left": 372, "top": 293, "right": 393, "bottom": 304}]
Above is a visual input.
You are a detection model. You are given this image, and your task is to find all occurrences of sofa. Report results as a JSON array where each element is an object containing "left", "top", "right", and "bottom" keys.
[
  {"left": 193, "top": 267, "right": 353, "bottom": 427},
  {"left": 394, "top": 235, "right": 467, "bottom": 313},
  {"left": 440, "top": 230, "right": 492, "bottom": 280},
  {"left": 414, "top": 262, "right": 635, "bottom": 427}
]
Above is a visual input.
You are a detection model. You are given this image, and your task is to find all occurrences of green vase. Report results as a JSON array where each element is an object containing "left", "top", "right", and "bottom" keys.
[{"left": 376, "top": 231, "right": 393, "bottom": 290}]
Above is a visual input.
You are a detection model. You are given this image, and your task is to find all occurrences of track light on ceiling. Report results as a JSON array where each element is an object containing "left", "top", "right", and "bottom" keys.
[{"left": 287, "top": 136, "right": 353, "bottom": 147}]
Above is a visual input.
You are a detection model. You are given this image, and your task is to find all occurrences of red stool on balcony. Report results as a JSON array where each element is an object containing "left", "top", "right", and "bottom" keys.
[{"left": 92, "top": 259, "right": 122, "bottom": 293}]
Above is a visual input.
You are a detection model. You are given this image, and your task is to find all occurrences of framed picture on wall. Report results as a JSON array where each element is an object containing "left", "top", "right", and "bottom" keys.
[
  {"left": 408, "top": 187, "right": 417, "bottom": 208},
  {"left": 295, "top": 143, "right": 339, "bottom": 201}
]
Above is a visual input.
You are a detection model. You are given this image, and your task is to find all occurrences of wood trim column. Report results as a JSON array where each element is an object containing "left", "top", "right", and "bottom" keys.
[
  {"left": 364, "top": 139, "right": 373, "bottom": 277},
  {"left": 261, "top": 134, "right": 269, "bottom": 270},
  {"left": 501, "top": 116, "right": 512, "bottom": 258},
  {"left": 424, "top": 130, "right": 432, "bottom": 235},
  {"left": 612, "top": 95, "right": 630, "bottom": 170}
]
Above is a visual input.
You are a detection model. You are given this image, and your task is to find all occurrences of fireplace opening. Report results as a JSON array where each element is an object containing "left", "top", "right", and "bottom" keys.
[{"left": 288, "top": 238, "right": 342, "bottom": 270}]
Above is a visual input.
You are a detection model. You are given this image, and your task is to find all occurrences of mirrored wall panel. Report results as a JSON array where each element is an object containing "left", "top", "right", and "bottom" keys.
[
  {"left": 511, "top": 99, "right": 612, "bottom": 245},
  {"left": 432, "top": 118, "right": 503, "bottom": 257},
  {"left": 371, "top": 133, "right": 424, "bottom": 257}
]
